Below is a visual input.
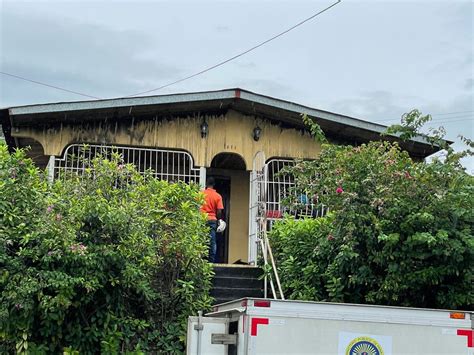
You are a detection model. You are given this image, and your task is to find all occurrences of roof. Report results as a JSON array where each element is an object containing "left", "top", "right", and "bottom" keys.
[{"left": 3, "top": 88, "right": 449, "bottom": 158}]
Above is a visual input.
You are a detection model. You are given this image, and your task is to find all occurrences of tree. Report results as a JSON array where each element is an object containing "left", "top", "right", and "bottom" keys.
[
  {"left": 0, "top": 144, "right": 213, "bottom": 353},
  {"left": 270, "top": 113, "right": 473, "bottom": 310}
]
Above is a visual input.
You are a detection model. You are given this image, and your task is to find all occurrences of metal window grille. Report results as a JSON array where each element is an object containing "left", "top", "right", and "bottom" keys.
[
  {"left": 54, "top": 144, "right": 201, "bottom": 184},
  {"left": 263, "top": 158, "right": 328, "bottom": 222},
  {"left": 249, "top": 156, "right": 329, "bottom": 266}
]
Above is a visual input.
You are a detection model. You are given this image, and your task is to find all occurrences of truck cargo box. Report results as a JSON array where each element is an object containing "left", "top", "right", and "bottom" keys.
[{"left": 187, "top": 298, "right": 473, "bottom": 354}]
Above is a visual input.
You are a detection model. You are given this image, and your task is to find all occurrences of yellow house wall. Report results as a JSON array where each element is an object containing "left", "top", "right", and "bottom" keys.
[
  {"left": 227, "top": 170, "right": 250, "bottom": 263},
  {"left": 13, "top": 109, "right": 321, "bottom": 167},
  {"left": 13, "top": 109, "right": 321, "bottom": 264}
]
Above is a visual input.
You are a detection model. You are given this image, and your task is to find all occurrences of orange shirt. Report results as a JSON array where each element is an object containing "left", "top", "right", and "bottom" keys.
[{"left": 201, "top": 188, "right": 224, "bottom": 220}]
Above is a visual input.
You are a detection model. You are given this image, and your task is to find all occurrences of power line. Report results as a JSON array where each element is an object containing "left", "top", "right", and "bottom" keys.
[
  {"left": 125, "top": 0, "right": 342, "bottom": 97},
  {"left": 430, "top": 114, "right": 473, "bottom": 120},
  {"left": 424, "top": 118, "right": 473, "bottom": 125},
  {"left": 377, "top": 117, "right": 472, "bottom": 125},
  {"left": 430, "top": 110, "right": 473, "bottom": 116},
  {"left": 0, "top": 71, "right": 101, "bottom": 100},
  {"left": 376, "top": 114, "right": 473, "bottom": 123}
]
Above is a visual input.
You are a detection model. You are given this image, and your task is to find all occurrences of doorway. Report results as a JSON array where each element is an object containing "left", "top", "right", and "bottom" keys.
[
  {"left": 212, "top": 176, "right": 231, "bottom": 263},
  {"left": 208, "top": 153, "right": 249, "bottom": 264}
]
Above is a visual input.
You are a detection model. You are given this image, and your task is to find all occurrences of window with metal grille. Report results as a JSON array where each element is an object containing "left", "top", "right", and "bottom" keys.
[
  {"left": 54, "top": 144, "right": 201, "bottom": 184},
  {"left": 264, "top": 158, "right": 327, "bottom": 220}
]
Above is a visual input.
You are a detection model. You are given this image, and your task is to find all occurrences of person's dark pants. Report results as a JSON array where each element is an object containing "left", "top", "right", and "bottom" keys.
[{"left": 207, "top": 220, "right": 217, "bottom": 263}]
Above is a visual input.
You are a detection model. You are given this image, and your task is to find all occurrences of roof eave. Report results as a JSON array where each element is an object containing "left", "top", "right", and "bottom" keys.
[{"left": 5, "top": 88, "right": 449, "bottom": 157}]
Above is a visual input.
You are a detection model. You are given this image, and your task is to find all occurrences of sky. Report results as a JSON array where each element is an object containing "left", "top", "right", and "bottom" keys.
[{"left": 1, "top": 0, "right": 473, "bottom": 171}]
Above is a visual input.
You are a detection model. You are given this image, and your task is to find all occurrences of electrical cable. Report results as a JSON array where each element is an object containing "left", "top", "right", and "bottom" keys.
[
  {"left": 377, "top": 118, "right": 473, "bottom": 126},
  {"left": 124, "top": 0, "right": 342, "bottom": 97},
  {"left": 429, "top": 110, "right": 473, "bottom": 116},
  {"left": 0, "top": 71, "right": 101, "bottom": 100},
  {"left": 424, "top": 118, "right": 473, "bottom": 125},
  {"left": 375, "top": 114, "right": 473, "bottom": 123},
  {"left": 1, "top": 1, "right": 341, "bottom": 99}
]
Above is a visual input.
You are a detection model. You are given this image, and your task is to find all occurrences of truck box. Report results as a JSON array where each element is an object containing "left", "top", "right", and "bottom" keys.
[{"left": 187, "top": 298, "right": 473, "bottom": 354}]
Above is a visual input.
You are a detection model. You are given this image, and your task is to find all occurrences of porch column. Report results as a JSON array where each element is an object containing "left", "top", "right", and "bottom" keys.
[
  {"left": 199, "top": 167, "right": 206, "bottom": 189},
  {"left": 248, "top": 170, "right": 258, "bottom": 265},
  {"left": 47, "top": 155, "right": 55, "bottom": 182}
]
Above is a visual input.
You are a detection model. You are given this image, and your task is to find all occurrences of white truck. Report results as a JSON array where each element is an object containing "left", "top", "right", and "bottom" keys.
[{"left": 187, "top": 297, "right": 473, "bottom": 355}]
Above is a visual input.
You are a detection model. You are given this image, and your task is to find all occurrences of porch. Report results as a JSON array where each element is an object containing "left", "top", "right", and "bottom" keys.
[{"left": 47, "top": 143, "right": 321, "bottom": 266}]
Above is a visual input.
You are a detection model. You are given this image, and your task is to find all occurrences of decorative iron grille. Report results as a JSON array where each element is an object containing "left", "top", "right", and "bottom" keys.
[
  {"left": 54, "top": 144, "right": 201, "bottom": 184},
  {"left": 264, "top": 158, "right": 328, "bottom": 221},
  {"left": 249, "top": 156, "right": 328, "bottom": 266}
]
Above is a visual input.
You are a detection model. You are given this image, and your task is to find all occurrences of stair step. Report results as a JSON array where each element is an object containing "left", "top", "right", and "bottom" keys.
[
  {"left": 213, "top": 266, "right": 263, "bottom": 278},
  {"left": 212, "top": 276, "right": 262, "bottom": 289},
  {"left": 210, "top": 286, "right": 264, "bottom": 299},
  {"left": 211, "top": 265, "right": 264, "bottom": 306}
]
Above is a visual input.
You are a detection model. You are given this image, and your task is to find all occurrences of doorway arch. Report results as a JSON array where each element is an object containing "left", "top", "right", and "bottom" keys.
[
  {"left": 208, "top": 152, "right": 249, "bottom": 264},
  {"left": 211, "top": 152, "right": 247, "bottom": 170}
]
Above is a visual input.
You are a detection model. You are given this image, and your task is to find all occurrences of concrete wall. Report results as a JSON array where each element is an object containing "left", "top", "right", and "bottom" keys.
[
  {"left": 227, "top": 170, "right": 250, "bottom": 263},
  {"left": 12, "top": 109, "right": 321, "bottom": 167},
  {"left": 12, "top": 109, "right": 322, "bottom": 264}
]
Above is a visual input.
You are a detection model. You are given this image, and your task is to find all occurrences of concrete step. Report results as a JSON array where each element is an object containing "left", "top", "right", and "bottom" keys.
[
  {"left": 211, "top": 286, "right": 264, "bottom": 301},
  {"left": 212, "top": 275, "right": 262, "bottom": 289},
  {"left": 211, "top": 265, "right": 264, "bottom": 305},
  {"left": 213, "top": 265, "right": 263, "bottom": 278}
]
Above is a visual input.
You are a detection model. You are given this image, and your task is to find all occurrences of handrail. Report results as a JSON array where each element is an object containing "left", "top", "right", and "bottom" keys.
[
  {"left": 255, "top": 160, "right": 285, "bottom": 300},
  {"left": 265, "top": 234, "right": 285, "bottom": 300},
  {"left": 258, "top": 216, "right": 285, "bottom": 300}
]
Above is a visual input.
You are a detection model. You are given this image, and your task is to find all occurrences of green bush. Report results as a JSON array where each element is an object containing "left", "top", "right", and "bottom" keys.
[
  {"left": 271, "top": 140, "right": 473, "bottom": 310},
  {"left": 0, "top": 144, "right": 213, "bottom": 353}
]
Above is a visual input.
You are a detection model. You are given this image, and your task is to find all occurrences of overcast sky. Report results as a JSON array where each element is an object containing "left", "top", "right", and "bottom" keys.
[{"left": 1, "top": 0, "right": 472, "bottom": 171}]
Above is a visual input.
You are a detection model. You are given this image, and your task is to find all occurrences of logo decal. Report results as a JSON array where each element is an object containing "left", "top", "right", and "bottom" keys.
[{"left": 345, "top": 336, "right": 384, "bottom": 355}]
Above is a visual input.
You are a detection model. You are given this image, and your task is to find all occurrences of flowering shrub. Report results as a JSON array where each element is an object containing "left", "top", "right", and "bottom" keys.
[
  {"left": 270, "top": 139, "right": 473, "bottom": 310},
  {"left": 0, "top": 144, "right": 212, "bottom": 353}
]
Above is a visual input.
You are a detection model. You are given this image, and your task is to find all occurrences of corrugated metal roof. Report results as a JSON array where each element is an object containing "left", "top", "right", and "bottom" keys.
[
  {"left": 5, "top": 88, "right": 449, "bottom": 156},
  {"left": 7, "top": 89, "right": 236, "bottom": 115}
]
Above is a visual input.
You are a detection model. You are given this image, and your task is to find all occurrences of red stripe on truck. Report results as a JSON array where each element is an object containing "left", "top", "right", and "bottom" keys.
[
  {"left": 457, "top": 329, "right": 474, "bottom": 347},
  {"left": 254, "top": 300, "right": 271, "bottom": 308},
  {"left": 251, "top": 317, "right": 269, "bottom": 336}
]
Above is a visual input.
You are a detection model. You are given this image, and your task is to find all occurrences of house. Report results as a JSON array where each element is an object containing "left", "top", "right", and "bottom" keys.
[{"left": 0, "top": 88, "right": 442, "bottom": 267}]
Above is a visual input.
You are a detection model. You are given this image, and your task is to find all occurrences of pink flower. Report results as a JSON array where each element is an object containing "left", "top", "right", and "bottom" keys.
[
  {"left": 118, "top": 164, "right": 124, "bottom": 170},
  {"left": 327, "top": 234, "right": 335, "bottom": 241},
  {"left": 70, "top": 243, "right": 87, "bottom": 255},
  {"left": 46, "top": 205, "right": 54, "bottom": 213},
  {"left": 336, "top": 186, "right": 344, "bottom": 194},
  {"left": 404, "top": 171, "right": 412, "bottom": 179}
]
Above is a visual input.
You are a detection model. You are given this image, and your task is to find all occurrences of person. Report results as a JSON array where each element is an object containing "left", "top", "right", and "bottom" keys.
[{"left": 200, "top": 177, "right": 226, "bottom": 263}]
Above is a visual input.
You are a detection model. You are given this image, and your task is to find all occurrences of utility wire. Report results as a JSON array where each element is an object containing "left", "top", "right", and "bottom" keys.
[
  {"left": 424, "top": 118, "right": 473, "bottom": 125},
  {"left": 0, "top": 71, "right": 101, "bottom": 100},
  {"left": 125, "top": 0, "right": 342, "bottom": 97},
  {"left": 430, "top": 110, "right": 473, "bottom": 116},
  {"left": 376, "top": 114, "right": 473, "bottom": 123},
  {"left": 376, "top": 117, "right": 473, "bottom": 125}
]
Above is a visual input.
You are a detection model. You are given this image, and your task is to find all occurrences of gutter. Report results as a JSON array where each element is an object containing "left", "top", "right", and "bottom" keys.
[{"left": 5, "top": 88, "right": 451, "bottom": 149}]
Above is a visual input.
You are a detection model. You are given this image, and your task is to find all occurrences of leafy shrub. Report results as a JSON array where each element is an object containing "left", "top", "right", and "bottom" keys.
[
  {"left": 271, "top": 140, "right": 473, "bottom": 310},
  {"left": 0, "top": 144, "right": 213, "bottom": 353}
]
